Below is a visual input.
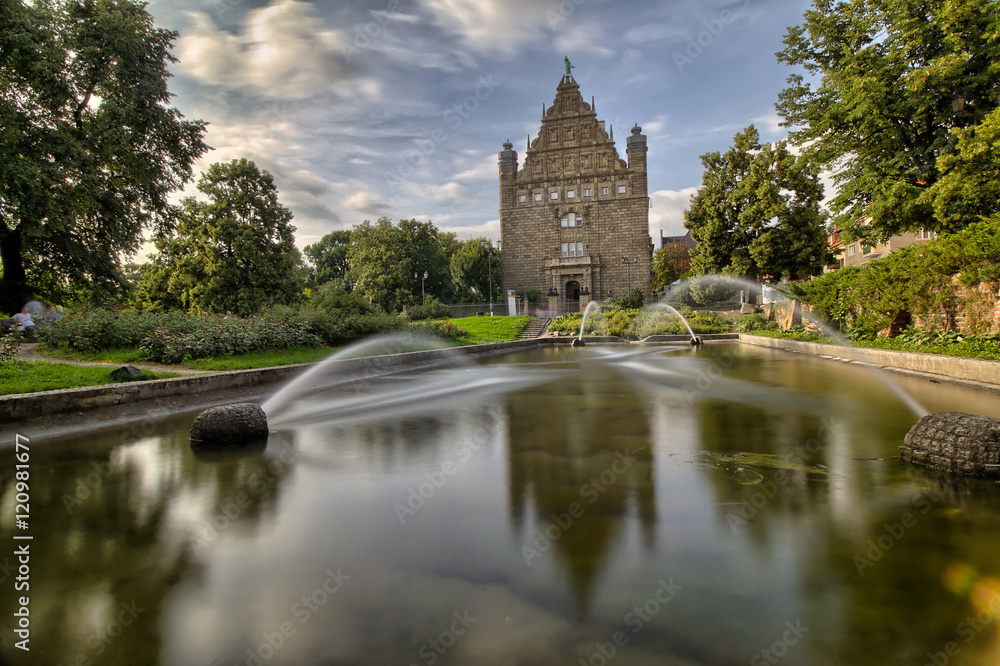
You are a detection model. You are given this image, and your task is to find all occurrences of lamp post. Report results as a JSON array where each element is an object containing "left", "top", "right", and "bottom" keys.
[
  {"left": 621, "top": 255, "right": 638, "bottom": 290},
  {"left": 486, "top": 243, "right": 494, "bottom": 315},
  {"left": 415, "top": 271, "right": 428, "bottom": 304}
]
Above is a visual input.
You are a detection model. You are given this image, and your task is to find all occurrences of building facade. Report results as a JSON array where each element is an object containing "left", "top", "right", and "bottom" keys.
[
  {"left": 827, "top": 225, "right": 937, "bottom": 270},
  {"left": 499, "top": 73, "right": 652, "bottom": 311}
]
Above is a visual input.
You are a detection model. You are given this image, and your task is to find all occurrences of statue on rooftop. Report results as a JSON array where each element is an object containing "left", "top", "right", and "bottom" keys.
[{"left": 564, "top": 56, "right": 574, "bottom": 77}]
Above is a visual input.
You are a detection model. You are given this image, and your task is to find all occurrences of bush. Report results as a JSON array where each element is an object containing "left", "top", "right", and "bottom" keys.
[
  {"left": 307, "top": 282, "right": 374, "bottom": 315},
  {"left": 404, "top": 296, "right": 452, "bottom": 321},
  {"left": 141, "top": 314, "right": 322, "bottom": 363},
  {"left": 0, "top": 332, "right": 20, "bottom": 365},
  {"left": 408, "top": 319, "right": 466, "bottom": 340},
  {"left": 39, "top": 309, "right": 199, "bottom": 352},
  {"left": 734, "top": 313, "right": 779, "bottom": 333}
]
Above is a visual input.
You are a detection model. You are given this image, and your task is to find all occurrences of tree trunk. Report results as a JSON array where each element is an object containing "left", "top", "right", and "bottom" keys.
[{"left": 0, "top": 222, "right": 28, "bottom": 316}]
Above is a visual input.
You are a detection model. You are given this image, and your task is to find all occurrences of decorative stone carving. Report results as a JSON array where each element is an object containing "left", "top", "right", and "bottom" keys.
[{"left": 901, "top": 412, "right": 1000, "bottom": 477}]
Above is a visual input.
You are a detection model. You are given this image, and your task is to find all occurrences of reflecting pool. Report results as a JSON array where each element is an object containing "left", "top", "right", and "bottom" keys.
[{"left": 3, "top": 344, "right": 1000, "bottom": 665}]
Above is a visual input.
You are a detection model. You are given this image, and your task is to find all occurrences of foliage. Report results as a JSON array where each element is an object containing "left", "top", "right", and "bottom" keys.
[
  {"left": 306, "top": 281, "right": 374, "bottom": 316},
  {"left": 140, "top": 315, "right": 321, "bottom": 363},
  {"left": 0, "top": 361, "right": 175, "bottom": 397},
  {"left": 796, "top": 218, "right": 1000, "bottom": 334},
  {"left": 408, "top": 319, "right": 466, "bottom": 340},
  {"left": 516, "top": 289, "right": 543, "bottom": 308},
  {"left": 685, "top": 125, "right": 831, "bottom": 282},
  {"left": 550, "top": 307, "right": 732, "bottom": 340},
  {"left": 447, "top": 316, "right": 531, "bottom": 344},
  {"left": 403, "top": 296, "right": 452, "bottom": 321},
  {"left": 138, "top": 159, "right": 305, "bottom": 315},
  {"left": 40, "top": 308, "right": 197, "bottom": 352},
  {"left": 734, "top": 313, "right": 779, "bottom": 333},
  {"left": 449, "top": 238, "right": 501, "bottom": 303},
  {"left": 602, "top": 287, "right": 645, "bottom": 312},
  {"left": 303, "top": 230, "right": 352, "bottom": 287},
  {"left": 0, "top": 0, "right": 208, "bottom": 313},
  {"left": 742, "top": 328, "right": 833, "bottom": 344},
  {"left": 776, "top": 0, "right": 1000, "bottom": 241},
  {"left": 274, "top": 308, "right": 405, "bottom": 347},
  {"left": 652, "top": 243, "right": 692, "bottom": 290},
  {"left": 0, "top": 332, "right": 20, "bottom": 365},
  {"left": 184, "top": 346, "right": 337, "bottom": 371},
  {"left": 929, "top": 108, "right": 1000, "bottom": 229},
  {"left": 671, "top": 279, "right": 742, "bottom": 307}
]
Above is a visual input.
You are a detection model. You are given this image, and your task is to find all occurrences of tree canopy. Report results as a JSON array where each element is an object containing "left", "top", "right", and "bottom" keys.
[
  {"left": 449, "top": 238, "right": 500, "bottom": 303},
  {"left": 651, "top": 242, "right": 692, "bottom": 291},
  {"left": 684, "top": 125, "right": 832, "bottom": 282},
  {"left": 137, "top": 159, "right": 304, "bottom": 315},
  {"left": 346, "top": 218, "right": 451, "bottom": 312},
  {"left": 303, "top": 229, "right": 351, "bottom": 287},
  {"left": 0, "top": 0, "right": 208, "bottom": 313},
  {"left": 776, "top": 0, "right": 1000, "bottom": 242}
]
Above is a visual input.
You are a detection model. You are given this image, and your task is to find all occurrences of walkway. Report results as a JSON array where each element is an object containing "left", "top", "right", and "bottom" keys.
[{"left": 15, "top": 342, "right": 209, "bottom": 376}]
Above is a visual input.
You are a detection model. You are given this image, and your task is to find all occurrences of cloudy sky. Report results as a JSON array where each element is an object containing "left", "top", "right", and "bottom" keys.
[{"left": 144, "top": 0, "right": 816, "bottom": 252}]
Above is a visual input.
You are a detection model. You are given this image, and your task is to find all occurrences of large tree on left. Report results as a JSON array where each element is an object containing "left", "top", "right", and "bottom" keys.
[{"left": 0, "top": 0, "right": 208, "bottom": 313}]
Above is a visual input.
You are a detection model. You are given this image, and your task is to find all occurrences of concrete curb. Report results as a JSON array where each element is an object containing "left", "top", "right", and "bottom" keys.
[
  {"left": 0, "top": 339, "right": 545, "bottom": 423},
  {"left": 739, "top": 334, "right": 1000, "bottom": 389}
]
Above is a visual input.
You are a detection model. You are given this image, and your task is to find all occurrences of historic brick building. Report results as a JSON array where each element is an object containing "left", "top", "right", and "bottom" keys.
[{"left": 499, "top": 72, "right": 653, "bottom": 311}]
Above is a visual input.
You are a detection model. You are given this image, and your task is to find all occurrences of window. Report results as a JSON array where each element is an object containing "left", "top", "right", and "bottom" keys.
[
  {"left": 919, "top": 229, "right": 935, "bottom": 240},
  {"left": 534, "top": 193, "right": 542, "bottom": 202},
  {"left": 583, "top": 188, "right": 592, "bottom": 197},
  {"left": 561, "top": 242, "right": 584, "bottom": 258},
  {"left": 561, "top": 212, "right": 582, "bottom": 228},
  {"left": 618, "top": 185, "right": 626, "bottom": 194},
  {"left": 550, "top": 192, "right": 559, "bottom": 200},
  {"left": 561, "top": 242, "right": 568, "bottom": 258},
  {"left": 517, "top": 194, "right": 526, "bottom": 203},
  {"left": 600, "top": 187, "right": 609, "bottom": 195},
  {"left": 567, "top": 190, "right": 575, "bottom": 199},
  {"left": 848, "top": 245, "right": 857, "bottom": 256},
  {"left": 862, "top": 245, "right": 872, "bottom": 255}
]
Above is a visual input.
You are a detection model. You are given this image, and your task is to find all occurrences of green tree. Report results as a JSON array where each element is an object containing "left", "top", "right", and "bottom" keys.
[
  {"left": 449, "top": 238, "right": 501, "bottom": 303},
  {"left": 303, "top": 229, "right": 351, "bottom": 287},
  {"left": 929, "top": 108, "right": 1000, "bottom": 228},
  {"left": 684, "top": 125, "right": 831, "bottom": 282},
  {"left": 776, "top": 0, "right": 1000, "bottom": 242},
  {"left": 651, "top": 242, "right": 692, "bottom": 290},
  {"left": 347, "top": 218, "right": 449, "bottom": 312},
  {"left": 0, "top": 0, "right": 208, "bottom": 314},
  {"left": 138, "top": 159, "right": 304, "bottom": 315}
]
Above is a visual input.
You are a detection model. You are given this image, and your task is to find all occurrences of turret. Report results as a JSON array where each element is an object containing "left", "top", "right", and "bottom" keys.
[
  {"left": 498, "top": 139, "right": 518, "bottom": 211},
  {"left": 626, "top": 124, "right": 648, "bottom": 197}
]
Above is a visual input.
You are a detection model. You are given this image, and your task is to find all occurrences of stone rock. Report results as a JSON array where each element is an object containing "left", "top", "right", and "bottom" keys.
[
  {"left": 740, "top": 302, "right": 759, "bottom": 315},
  {"left": 190, "top": 402, "right": 269, "bottom": 449},
  {"left": 901, "top": 412, "right": 1000, "bottom": 478},
  {"left": 775, "top": 300, "right": 803, "bottom": 331},
  {"left": 108, "top": 365, "right": 144, "bottom": 381}
]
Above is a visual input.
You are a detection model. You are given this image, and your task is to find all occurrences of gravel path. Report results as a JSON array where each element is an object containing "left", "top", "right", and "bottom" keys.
[{"left": 15, "top": 342, "right": 209, "bottom": 376}]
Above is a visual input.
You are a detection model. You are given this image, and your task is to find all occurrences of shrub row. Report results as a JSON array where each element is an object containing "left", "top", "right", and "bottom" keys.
[{"left": 550, "top": 306, "right": 731, "bottom": 340}]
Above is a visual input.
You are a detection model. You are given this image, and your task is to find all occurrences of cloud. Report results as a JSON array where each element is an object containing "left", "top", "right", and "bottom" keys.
[
  {"left": 649, "top": 188, "right": 697, "bottom": 239},
  {"left": 343, "top": 190, "right": 389, "bottom": 214},
  {"left": 453, "top": 153, "right": 498, "bottom": 182},
  {"left": 178, "top": 0, "right": 360, "bottom": 99},
  {"left": 419, "top": 0, "right": 555, "bottom": 54}
]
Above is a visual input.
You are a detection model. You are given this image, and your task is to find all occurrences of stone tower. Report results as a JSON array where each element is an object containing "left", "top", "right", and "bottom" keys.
[{"left": 499, "top": 72, "right": 652, "bottom": 311}]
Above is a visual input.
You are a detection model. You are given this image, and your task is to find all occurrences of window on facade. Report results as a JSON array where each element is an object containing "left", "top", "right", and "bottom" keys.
[
  {"left": 848, "top": 245, "right": 857, "bottom": 256},
  {"left": 618, "top": 185, "right": 626, "bottom": 194},
  {"left": 567, "top": 190, "right": 575, "bottom": 198},
  {"left": 550, "top": 192, "right": 559, "bottom": 200},
  {"left": 517, "top": 194, "right": 526, "bottom": 203},
  {"left": 583, "top": 188, "right": 592, "bottom": 197},
  {"left": 560, "top": 212, "right": 582, "bottom": 228},
  {"left": 561, "top": 242, "right": 584, "bottom": 258},
  {"left": 600, "top": 187, "right": 609, "bottom": 195},
  {"left": 534, "top": 193, "right": 542, "bottom": 202},
  {"left": 862, "top": 245, "right": 872, "bottom": 255},
  {"left": 919, "top": 229, "right": 935, "bottom": 240}
]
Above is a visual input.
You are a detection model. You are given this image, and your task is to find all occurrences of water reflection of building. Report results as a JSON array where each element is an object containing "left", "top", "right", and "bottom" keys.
[{"left": 505, "top": 367, "right": 656, "bottom": 615}]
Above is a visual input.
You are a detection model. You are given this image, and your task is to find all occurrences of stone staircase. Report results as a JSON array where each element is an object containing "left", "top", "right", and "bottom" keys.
[{"left": 517, "top": 317, "right": 552, "bottom": 339}]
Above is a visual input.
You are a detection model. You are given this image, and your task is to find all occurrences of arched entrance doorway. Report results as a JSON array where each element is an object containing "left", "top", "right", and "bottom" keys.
[{"left": 565, "top": 280, "right": 580, "bottom": 309}]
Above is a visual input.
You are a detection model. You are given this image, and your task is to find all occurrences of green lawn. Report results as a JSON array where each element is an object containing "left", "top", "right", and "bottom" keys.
[
  {"left": 448, "top": 315, "right": 532, "bottom": 344},
  {"left": 0, "top": 362, "right": 179, "bottom": 396},
  {"left": 37, "top": 345, "right": 149, "bottom": 364},
  {"left": 183, "top": 346, "right": 339, "bottom": 371}
]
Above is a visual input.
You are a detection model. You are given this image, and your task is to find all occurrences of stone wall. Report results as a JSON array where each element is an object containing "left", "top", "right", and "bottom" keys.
[{"left": 913, "top": 277, "right": 1000, "bottom": 335}]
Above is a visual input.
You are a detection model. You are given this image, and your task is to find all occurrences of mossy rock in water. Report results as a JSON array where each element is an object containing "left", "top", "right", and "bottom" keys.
[{"left": 190, "top": 402, "right": 269, "bottom": 449}]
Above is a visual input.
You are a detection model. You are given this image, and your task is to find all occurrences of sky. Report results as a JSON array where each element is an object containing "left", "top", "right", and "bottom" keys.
[{"left": 144, "top": 0, "right": 817, "bottom": 253}]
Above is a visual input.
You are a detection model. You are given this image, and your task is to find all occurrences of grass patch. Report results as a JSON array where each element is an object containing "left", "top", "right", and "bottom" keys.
[
  {"left": 0, "top": 361, "right": 178, "bottom": 396},
  {"left": 36, "top": 344, "right": 150, "bottom": 364},
  {"left": 741, "top": 329, "right": 1000, "bottom": 361},
  {"left": 740, "top": 329, "right": 834, "bottom": 344},
  {"left": 447, "top": 316, "right": 532, "bottom": 344},
  {"left": 182, "top": 345, "right": 339, "bottom": 371}
]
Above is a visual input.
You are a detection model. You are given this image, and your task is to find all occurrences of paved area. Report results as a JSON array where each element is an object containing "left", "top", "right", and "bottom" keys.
[{"left": 15, "top": 342, "right": 208, "bottom": 376}]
